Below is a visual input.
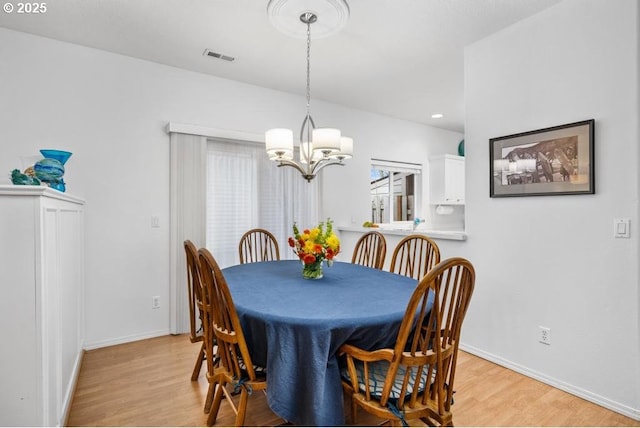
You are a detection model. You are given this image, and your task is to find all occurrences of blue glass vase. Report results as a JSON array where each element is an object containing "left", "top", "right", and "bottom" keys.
[
  {"left": 40, "top": 149, "right": 72, "bottom": 165},
  {"left": 38, "top": 150, "right": 72, "bottom": 192}
]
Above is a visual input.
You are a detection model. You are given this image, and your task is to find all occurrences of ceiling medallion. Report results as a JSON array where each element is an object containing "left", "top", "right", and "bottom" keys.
[{"left": 267, "top": 0, "right": 350, "bottom": 39}]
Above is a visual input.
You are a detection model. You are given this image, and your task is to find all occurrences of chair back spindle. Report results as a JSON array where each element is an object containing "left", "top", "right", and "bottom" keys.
[
  {"left": 390, "top": 234, "right": 441, "bottom": 280},
  {"left": 238, "top": 228, "right": 280, "bottom": 264},
  {"left": 351, "top": 231, "right": 386, "bottom": 270}
]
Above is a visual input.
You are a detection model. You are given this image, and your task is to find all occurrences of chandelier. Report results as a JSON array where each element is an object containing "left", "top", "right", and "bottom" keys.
[{"left": 265, "top": 5, "right": 353, "bottom": 182}]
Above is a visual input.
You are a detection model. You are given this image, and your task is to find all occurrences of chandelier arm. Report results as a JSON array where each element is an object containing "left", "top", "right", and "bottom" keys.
[
  {"left": 299, "top": 114, "right": 316, "bottom": 142},
  {"left": 276, "top": 160, "right": 315, "bottom": 182},
  {"left": 276, "top": 158, "right": 312, "bottom": 175},
  {"left": 300, "top": 113, "right": 316, "bottom": 164},
  {"left": 310, "top": 159, "right": 345, "bottom": 176}
]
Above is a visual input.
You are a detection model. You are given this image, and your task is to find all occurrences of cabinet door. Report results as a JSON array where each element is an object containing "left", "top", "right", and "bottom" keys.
[
  {"left": 42, "top": 207, "right": 62, "bottom": 427},
  {"left": 429, "top": 155, "right": 465, "bottom": 205},
  {"left": 445, "top": 157, "right": 465, "bottom": 203},
  {"left": 58, "top": 207, "right": 84, "bottom": 425},
  {"left": 43, "top": 202, "right": 84, "bottom": 427}
]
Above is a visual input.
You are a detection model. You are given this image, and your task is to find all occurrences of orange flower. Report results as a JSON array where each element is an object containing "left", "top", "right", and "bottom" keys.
[
  {"left": 302, "top": 254, "right": 316, "bottom": 265},
  {"left": 288, "top": 237, "right": 295, "bottom": 248}
]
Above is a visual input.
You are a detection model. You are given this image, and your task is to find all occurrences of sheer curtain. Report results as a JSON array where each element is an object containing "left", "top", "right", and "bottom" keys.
[{"left": 206, "top": 138, "right": 320, "bottom": 268}]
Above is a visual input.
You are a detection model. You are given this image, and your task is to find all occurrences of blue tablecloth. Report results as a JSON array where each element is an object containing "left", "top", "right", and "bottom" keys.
[{"left": 222, "top": 260, "right": 418, "bottom": 426}]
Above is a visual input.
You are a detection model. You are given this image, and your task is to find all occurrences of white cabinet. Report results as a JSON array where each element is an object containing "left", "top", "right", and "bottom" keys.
[
  {"left": 0, "top": 185, "right": 85, "bottom": 427},
  {"left": 429, "top": 154, "right": 465, "bottom": 205}
]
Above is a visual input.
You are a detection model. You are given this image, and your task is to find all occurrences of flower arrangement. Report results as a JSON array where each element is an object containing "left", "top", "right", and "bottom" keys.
[{"left": 288, "top": 219, "right": 340, "bottom": 279}]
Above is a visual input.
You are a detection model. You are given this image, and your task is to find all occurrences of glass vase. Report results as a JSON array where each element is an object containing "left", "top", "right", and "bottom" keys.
[{"left": 302, "top": 260, "right": 323, "bottom": 280}]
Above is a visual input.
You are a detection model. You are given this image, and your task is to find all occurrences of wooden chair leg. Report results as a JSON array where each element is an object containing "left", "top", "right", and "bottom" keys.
[
  {"left": 234, "top": 389, "right": 249, "bottom": 427},
  {"left": 351, "top": 398, "right": 358, "bottom": 424},
  {"left": 204, "top": 378, "right": 215, "bottom": 414},
  {"left": 343, "top": 387, "right": 357, "bottom": 424},
  {"left": 191, "top": 342, "right": 205, "bottom": 381},
  {"left": 207, "top": 382, "right": 226, "bottom": 426}
]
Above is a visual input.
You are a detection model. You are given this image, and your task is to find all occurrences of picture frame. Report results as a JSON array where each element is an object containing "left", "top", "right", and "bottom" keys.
[{"left": 489, "top": 119, "right": 595, "bottom": 197}]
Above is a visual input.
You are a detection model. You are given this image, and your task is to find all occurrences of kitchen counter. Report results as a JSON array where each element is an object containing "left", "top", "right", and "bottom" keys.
[{"left": 338, "top": 225, "right": 467, "bottom": 241}]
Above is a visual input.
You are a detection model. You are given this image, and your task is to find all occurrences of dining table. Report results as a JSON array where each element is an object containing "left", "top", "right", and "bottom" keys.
[{"left": 222, "top": 259, "right": 419, "bottom": 426}]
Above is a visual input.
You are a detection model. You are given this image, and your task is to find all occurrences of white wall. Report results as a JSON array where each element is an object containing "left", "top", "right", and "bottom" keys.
[
  {"left": 461, "top": 0, "right": 639, "bottom": 419},
  {"left": 0, "top": 28, "right": 460, "bottom": 348},
  {"left": 3, "top": 0, "right": 637, "bottom": 419}
]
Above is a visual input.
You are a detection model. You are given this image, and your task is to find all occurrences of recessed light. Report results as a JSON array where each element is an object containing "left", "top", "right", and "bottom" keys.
[{"left": 431, "top": 113, "right": 444, "bottom": 119}]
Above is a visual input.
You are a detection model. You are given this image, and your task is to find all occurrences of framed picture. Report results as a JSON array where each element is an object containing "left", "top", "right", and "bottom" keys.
[{"left": 489, "top": 119, "right": 595, "bottom": 197}]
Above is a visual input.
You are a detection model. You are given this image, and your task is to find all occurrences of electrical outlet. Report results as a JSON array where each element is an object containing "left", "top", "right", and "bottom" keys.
[
  {"left": 152, "top": 296, "right": 160, "bottom": 309},
  {"left": 539, "top": 326, "right": 551, "bottom": 345}
]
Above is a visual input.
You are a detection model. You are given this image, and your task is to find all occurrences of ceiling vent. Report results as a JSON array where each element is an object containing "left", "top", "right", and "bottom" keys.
[{"left": 203, "top": 49, "right": 235, "bottom": 62}]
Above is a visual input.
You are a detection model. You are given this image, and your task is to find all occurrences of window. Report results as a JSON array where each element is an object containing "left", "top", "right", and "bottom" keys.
[
  {"left": 370, "top": 159, "right": 422, "bottom": 224},
  {"left": 206, "top": 139, "right": 320, "bottom": 267}
]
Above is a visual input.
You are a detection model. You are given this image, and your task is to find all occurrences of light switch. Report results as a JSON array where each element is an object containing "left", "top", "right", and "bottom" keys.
[
  {"left": 151, "top": 215, "right": 160, "bottom": 228},
  {"left": 614, "top": 218, "right": 630, "bottom": 238},
  {"left": 617, "top": 222, "right": 626, "bottom": 235}
]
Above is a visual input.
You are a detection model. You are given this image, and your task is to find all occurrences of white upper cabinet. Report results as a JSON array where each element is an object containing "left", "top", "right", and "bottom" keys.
[{"left": 429, "top": 154, "right": 465, "bottom": 205}]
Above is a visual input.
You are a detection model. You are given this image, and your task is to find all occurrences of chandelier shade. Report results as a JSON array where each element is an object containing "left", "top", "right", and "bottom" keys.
[
  {"left": 334, "top": 136, "right": 353, "bottom": 160},
  {"left": 265, "top": 128, "right": 294, "bottom": 155},
  {"left": 265, "top": 0, "right": 352, "bottom": 182},
  {"left": 312, "top": 128, "right": 341, "bottom": 152}
]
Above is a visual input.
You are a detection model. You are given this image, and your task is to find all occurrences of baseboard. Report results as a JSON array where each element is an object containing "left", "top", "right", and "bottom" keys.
[
  {"left": 460, "top": 343, "right": 640, "bottom": 421},
  {"left": 61, "top": 349, "right": 84, "bottom": 427},
  {"left": 83, "top": 329, "right": 171, "bottom": 350}
]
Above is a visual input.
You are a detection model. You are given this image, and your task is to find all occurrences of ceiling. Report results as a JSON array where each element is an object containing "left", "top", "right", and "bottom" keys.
[{"left": 0, "top": 0, "right": 562, "bottom": 133}]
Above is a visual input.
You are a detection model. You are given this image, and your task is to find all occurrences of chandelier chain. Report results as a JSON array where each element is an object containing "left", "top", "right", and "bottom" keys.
[
  {"left": 306, "top": 19, "right": 311, "bottom": 113},
  {"left": 302, "top": 15, "right": 313, "bottom": 150}
]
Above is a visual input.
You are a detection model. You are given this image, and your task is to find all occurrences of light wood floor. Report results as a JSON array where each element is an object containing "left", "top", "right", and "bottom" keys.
[{"left": 67, "top": 334, "right": 639, "bottom": 427}]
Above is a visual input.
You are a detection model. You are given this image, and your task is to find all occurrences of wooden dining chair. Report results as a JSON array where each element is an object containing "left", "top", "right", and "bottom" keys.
[
  {"left": 238, "top": 228, "right": 280, "bottom": 264},
  {"left": 194, "top": 246, "right": 224, "bottom": 418},
  {"left": 198, "top": 248, "right": 267, "bottom": 427},
  {"left": 340, "top": 257, "right": 476, "bottom": 427},
  {"left": 389, "top": 234, "right": 441, "bottom": 280},
  {"left": 183, "top": 240, "right": 206, "bottom": 381},
  {"left": 351, "top": 231, "right": 387, "bottom": 270}
]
